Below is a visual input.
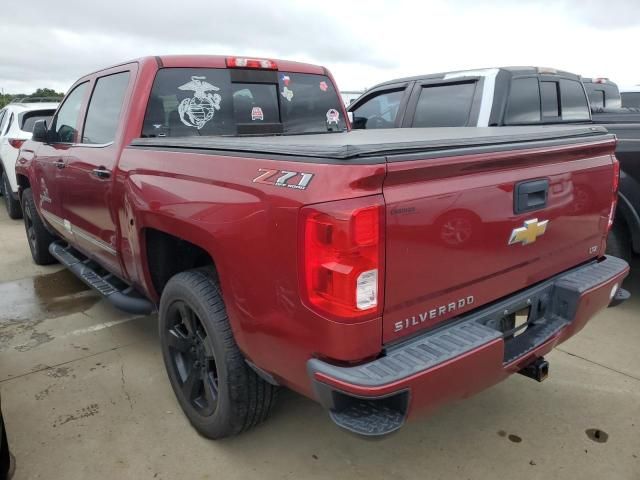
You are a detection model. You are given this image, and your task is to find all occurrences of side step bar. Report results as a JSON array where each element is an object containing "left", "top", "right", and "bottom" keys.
[{"left": 49, "top": 241, "right": 155, "bottom": 315}]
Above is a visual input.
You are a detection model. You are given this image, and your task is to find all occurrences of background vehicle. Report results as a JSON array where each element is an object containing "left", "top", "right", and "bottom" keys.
[
  {"left": 340, "top": 89, "right": 365, "bottom": 107},
  {"left": 620, "top": 86, "right": 640, "bottom": 108},
  {"left": 15, "top": 56, "right": 628, "bottom": 439},
  {"left": 582, "top": 77, "right": 622, "bottom": 110},
  {"left": 348, "top": 66, "right": 640, "bottom": 262},
  {"left": 0, "top": 99, "right": 58, "bottom": 219}
]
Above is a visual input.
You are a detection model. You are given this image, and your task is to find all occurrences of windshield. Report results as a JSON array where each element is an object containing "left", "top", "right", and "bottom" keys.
[{"left": 142, "top": 68, "right": 346, "bottom": 138}]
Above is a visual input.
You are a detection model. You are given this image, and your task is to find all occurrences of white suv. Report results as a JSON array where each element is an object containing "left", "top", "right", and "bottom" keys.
[{"left": 0, "top": 99, "right": 58, "bottom": 218}]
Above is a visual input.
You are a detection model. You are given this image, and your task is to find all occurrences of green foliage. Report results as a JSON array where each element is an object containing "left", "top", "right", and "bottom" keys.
[{"left": 0, "top": 88, "right": 65, "bottom": 108}]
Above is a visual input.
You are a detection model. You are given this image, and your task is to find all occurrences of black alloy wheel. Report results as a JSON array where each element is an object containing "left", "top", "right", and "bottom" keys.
[{"left": 165, "top": 300, "right": 219, "bottom": 416}]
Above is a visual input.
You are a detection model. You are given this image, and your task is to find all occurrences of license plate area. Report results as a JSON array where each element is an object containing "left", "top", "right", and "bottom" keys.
[{"left": 475, "top": 284, "right": 567, "bottom": 363}]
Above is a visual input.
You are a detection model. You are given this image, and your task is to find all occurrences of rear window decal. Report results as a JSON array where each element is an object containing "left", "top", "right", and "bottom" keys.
[
  {"left": 326, "top": 108, "right": 339, "bottom": 125},
  {"left": 178, "top": 76, "right": 222, "bottom": 129},
  {"left": 319, "top": 81, "right": 328, "bottom": 92},
  {"left": 281, "top": 74, "right": 291, "bottom": 86},
  {"left": 251, "top": 107, "right": 264, "bottom": 121},
  {"left": 281, "top": 86, "right": 294, "bottom": 102}
]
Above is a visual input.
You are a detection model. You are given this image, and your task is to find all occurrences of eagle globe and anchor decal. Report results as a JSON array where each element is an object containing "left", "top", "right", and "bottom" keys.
[{"left": 178, "top": 76, "right": 222, "bottom": 130}]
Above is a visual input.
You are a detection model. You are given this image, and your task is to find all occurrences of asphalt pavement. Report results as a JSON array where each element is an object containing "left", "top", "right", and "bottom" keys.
[{"left": 0, "top": 204, "right": 638, "bottom": 480}]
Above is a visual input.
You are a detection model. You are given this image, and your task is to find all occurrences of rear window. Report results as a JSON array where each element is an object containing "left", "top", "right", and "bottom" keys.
[
  {"left": 142, "top": 68, "right": 345, "bottom": 138},
  {"left": 412, "top": 83, "right": 475, "bottom": 127},
  {"left": 19, "top": 110, "right": 56, "bottom": 133}
]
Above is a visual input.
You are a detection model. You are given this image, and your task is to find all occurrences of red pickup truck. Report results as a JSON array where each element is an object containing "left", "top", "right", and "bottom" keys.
[{"left": 15, "top": 55, "right": 629, "bottom": 438}]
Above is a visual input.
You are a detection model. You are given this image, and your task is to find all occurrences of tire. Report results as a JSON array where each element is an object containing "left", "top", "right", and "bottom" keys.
[
  {"left": 2, "top": 172, "right": 22, "bottom": 220},
  {"left": 21, "top": 189, "right": 57, "bottom": 265},
  {"left": 606, "top": 220, "right": 632, "bottom": 263},
  {"left": 159, "top": 268, "right": 277, "bottom": 439}
]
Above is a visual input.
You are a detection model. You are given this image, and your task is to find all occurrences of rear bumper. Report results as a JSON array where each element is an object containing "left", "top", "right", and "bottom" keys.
[{"left": 308, "top": 256, "right": 629, "bottom": 436}]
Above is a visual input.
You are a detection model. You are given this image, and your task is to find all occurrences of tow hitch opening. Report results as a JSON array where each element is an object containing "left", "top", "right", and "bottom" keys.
[{"left": 518, "top": 357, "right": 549, "bottom": 382}]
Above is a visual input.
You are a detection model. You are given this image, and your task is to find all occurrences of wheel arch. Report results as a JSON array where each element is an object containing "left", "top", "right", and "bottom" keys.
[
  {"left": 15, "top": 173, "right": 31, "bottom": 199},
  {"left": 140, "top": 222, "right": 222, "bottom": 301}
]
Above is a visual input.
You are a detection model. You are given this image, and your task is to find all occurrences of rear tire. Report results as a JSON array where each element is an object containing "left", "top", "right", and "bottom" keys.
[
  {"left": 606, "top": 220, "right": 632, "bottom": 263},
  {"left": 2, "top": 172, "right": 22, "bottom": 220},
  {"left": 21, "top": 189, "right": 57, "bottom": 265},
  {"left": 159, "top": 268, "right": 277, "bottom": 439}
]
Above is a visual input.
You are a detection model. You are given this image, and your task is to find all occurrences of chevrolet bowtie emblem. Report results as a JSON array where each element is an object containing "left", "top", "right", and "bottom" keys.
[{"left": 509, "top": 218, "right": 549, "bottom": 246}]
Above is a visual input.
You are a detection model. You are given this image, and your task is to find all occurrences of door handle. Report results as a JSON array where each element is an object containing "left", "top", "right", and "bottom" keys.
[
  {"left": 514, "top": 179, "right": 549, "bottom": 214},
  {"left": 55, "top": 159, "right": 66, "bottom": 169},
  {"left": 92, "top": 167, "right": 111, "bottom": 179}
]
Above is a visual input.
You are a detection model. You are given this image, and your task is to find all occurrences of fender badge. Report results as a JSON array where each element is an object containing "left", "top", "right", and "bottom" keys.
[{"left": 509, "top": 218, "right": 549, "bottom": 246}]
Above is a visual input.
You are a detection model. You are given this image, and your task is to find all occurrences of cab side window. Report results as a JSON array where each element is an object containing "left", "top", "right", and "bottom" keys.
[
  {"left": 505, "top": 77, "right": 541, "bottom": 124},
  {"left": 351, "top": 89, "right": 404, "bottom": 129},
  {"left": 51, "top": 82, "right": 89, "bottom": 143},
  {"left": 82, "top": 72, "right": 130, "bottom": 144}
]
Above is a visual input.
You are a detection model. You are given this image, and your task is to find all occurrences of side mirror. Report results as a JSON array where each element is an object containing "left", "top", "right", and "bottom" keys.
[{"left": 32, "top": 119, "right": 50, "bottom": 143}]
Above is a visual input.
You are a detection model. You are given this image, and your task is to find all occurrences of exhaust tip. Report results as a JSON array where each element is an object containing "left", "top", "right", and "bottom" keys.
[{"left": 519, "top": 357, "right": 549, "bottom": 382}]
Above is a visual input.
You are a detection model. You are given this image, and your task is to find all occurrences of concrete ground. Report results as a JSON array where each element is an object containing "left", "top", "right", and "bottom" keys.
[{"left": 0, "top": 207, "right": 638, "bottom": 480}]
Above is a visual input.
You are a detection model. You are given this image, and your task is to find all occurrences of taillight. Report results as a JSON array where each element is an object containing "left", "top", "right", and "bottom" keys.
[
  {"left": 226, "top": 57, "right": 277, "bottom": 70},
  {"left": 300, "top": 196, "right": 384, "bottom": 322},
  {"left": 8, "top": 139, "right": 25, "bottom": 149},
  {"left": 608, "top": 156, "right": 620, "bottom": 230}
]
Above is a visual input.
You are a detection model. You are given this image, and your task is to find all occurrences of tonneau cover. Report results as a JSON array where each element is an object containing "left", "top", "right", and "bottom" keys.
[{"left": 131, "top": 125, "right": 610, "bottom": 160}]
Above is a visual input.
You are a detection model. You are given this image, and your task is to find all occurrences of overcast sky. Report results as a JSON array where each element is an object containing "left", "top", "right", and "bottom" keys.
[{"left": 1, "top": 0, "right": 639, "bottom": 95}]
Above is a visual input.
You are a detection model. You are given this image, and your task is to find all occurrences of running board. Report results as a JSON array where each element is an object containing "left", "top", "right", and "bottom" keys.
[{"left": 49, "top": 241, "right": 155, "bottom": 315}]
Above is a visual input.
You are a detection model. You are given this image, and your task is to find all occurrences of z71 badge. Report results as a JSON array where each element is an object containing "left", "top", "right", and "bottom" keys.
[{"left": 253, "top": 169, "right": 314, "bottom": 190}]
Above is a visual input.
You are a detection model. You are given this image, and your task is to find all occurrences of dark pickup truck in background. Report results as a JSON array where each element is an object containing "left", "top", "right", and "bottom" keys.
[
  {"left": 621, "top": 87, "right": 640, "bottom": 108},
  {"left": 14, "top": 56, "right": 629, "bottom": 438},
  {"left": 349, "top": 67, "right": 640, "bottom": 262}
]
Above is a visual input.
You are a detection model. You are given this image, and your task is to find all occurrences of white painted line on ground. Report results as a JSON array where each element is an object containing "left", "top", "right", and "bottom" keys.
[{"left": 66, "top": 316, "right": 143, "bottom": 337}]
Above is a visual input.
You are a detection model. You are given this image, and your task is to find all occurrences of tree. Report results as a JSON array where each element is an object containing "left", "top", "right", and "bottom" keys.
[
  {"left": 0, "top": 88, "right": 64, "bottom": 108},
  {"left": 30, "top": 88, "right": 64, "bottom": 99}
]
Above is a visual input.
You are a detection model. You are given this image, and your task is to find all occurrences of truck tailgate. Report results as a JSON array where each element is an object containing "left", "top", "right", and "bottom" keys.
[{"left": 382, "top": 137, "right": 617, "bottom": 342}]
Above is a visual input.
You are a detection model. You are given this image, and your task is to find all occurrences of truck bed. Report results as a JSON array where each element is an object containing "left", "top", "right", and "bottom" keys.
[{"left": 131, "top": 125, "right": 610, "bottom": 160}]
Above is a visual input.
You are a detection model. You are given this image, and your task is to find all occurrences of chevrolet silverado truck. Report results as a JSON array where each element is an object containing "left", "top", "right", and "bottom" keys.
[
  {"left": 16, "top": 56, "right": 629, "bottom": 438},
  {"left": 349, "top": 67, "right": 640, "bottom": 263}
]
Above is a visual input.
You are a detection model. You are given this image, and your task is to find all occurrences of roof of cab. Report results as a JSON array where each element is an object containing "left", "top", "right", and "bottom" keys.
[{"left": 83, "top": 55, "right": 327, "bottom": 78}]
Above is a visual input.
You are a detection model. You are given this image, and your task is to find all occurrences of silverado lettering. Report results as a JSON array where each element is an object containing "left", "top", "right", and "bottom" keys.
[
  {"left": 394, "top": 296, "right": 475, "bottom": 332},
  {"left": 15, "top": 55, "right": 629, "bottom": 440}
]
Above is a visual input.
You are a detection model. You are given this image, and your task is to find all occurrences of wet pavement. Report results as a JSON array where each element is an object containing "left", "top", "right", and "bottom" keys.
[{"left": 0, "top": 204, "right": 638, "bottom": 480}]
